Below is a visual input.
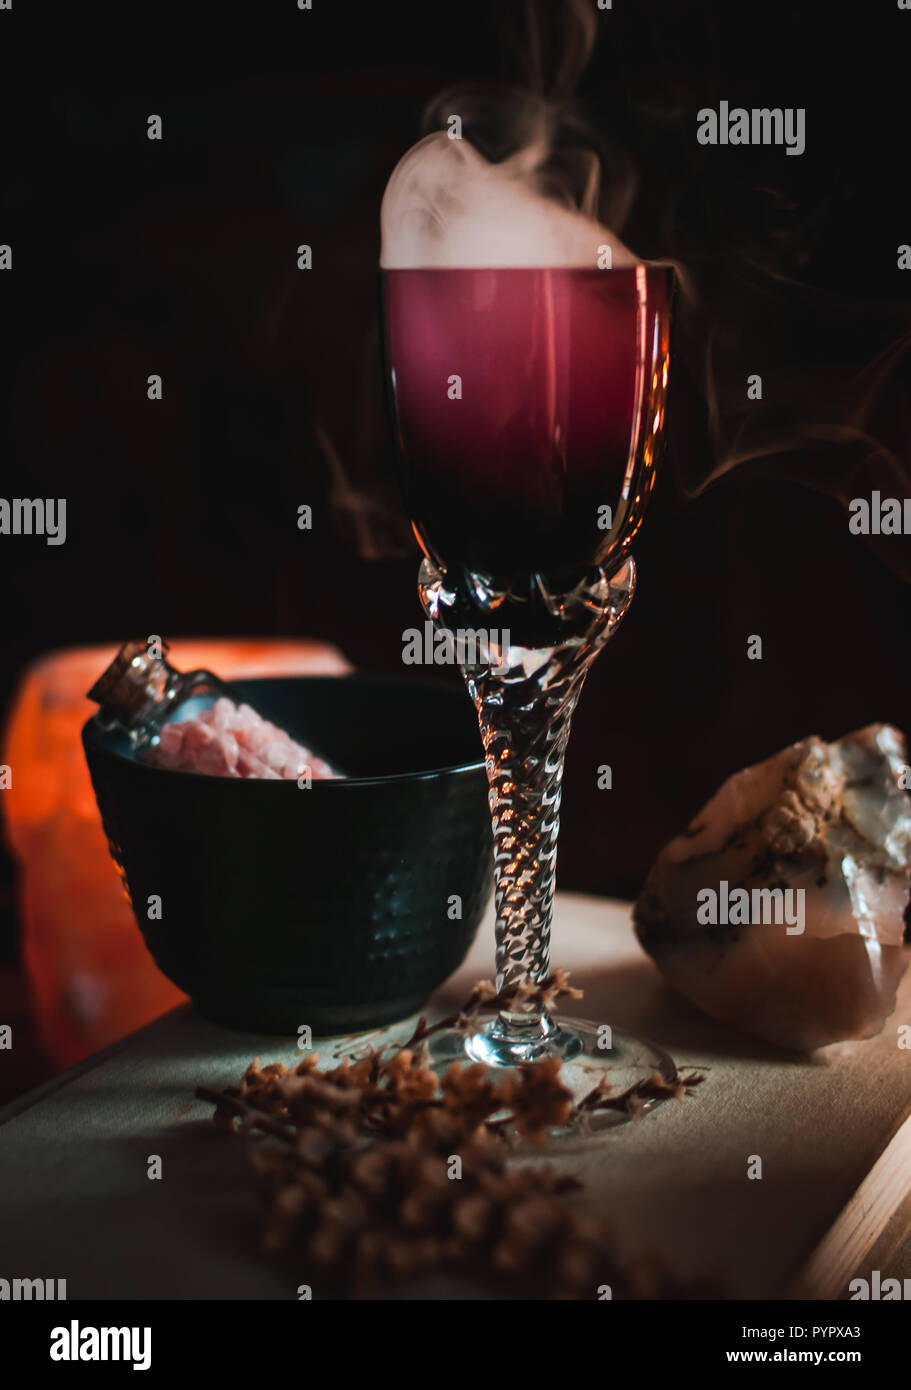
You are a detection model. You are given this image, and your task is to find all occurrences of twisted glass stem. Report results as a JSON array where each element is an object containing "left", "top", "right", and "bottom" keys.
[
  {"left": 466, "top": 659, "right": 585, "bottom": 1040},
  {"left": 419, "top": 557, "right": 636, "bottom": 1059}
]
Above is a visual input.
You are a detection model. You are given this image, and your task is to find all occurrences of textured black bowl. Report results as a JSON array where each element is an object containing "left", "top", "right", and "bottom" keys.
[{"left": 83, "top": 674, "right": 492, "bottom": 1034}]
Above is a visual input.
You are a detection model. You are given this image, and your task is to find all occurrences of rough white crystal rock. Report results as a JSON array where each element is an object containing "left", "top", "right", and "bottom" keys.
[{"left": 634, "top": 724, "right": 911, "bottom": 1050}]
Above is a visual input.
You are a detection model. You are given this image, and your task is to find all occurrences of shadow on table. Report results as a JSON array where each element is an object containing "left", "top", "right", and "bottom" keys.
[
  {"left": 435, "top": 957, "right": 820, "bottom": 1068},
  {"left": 568, "top": 960, "right": 822, "bottom": 1067}
]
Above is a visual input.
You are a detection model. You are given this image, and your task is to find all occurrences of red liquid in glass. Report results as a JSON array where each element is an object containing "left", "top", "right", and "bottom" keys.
[{"left": 382, "top": 266, "right": 671, "bottom": 579}]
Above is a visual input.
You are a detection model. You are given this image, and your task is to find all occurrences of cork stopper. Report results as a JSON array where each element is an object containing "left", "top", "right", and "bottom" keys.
[{"left": 87, "top": 640, "right": 174, "bottom": 726}]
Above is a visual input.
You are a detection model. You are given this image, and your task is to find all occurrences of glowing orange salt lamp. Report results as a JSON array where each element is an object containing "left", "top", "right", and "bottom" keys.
[{"left": 2, "top": 639, "right": 349, "bottom": 1066}]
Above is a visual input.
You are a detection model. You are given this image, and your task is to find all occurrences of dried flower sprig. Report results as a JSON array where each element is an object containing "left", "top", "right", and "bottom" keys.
[{"left": 197, "top": 972, "right": 705, "bottom": 1299}]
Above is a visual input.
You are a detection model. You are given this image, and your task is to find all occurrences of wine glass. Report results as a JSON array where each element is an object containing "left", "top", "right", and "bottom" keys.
[{"left": 381, "top": 261, "right": 675, "bottom": 1115}]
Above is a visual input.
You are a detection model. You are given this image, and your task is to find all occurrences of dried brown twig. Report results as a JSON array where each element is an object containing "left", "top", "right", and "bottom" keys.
[{"left": 196, "top": 972, "right": 705, "bottom": 1299}]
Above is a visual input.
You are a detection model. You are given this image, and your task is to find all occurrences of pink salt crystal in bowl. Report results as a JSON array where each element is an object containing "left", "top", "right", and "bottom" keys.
[{"left": 146, "top": 697, "right": 338, "bottom": 781}]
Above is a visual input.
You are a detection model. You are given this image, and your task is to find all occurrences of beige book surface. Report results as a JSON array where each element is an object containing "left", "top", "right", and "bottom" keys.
[{"left": 1, "top": 893, "right": 909, "bottom": 1299}]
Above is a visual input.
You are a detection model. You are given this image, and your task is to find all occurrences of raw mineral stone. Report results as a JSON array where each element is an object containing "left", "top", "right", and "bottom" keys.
[{"left": 634, "top": 725, "right": 911, "bottom": 1050}]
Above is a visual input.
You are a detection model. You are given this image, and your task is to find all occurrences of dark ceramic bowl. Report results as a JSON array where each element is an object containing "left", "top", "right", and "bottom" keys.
[{"left": 83, "top": 674, "right": 492, "bottom": 1034}]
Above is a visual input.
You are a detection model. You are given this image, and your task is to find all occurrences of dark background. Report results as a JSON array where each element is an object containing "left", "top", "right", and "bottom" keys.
[{"left": 1, "top": 0, "right": 910, "bottom": 966}]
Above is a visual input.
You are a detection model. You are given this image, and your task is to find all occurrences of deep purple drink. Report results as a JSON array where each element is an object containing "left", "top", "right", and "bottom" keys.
[{"left": 382, "top": 265, "right": 671, "bottom": 580}]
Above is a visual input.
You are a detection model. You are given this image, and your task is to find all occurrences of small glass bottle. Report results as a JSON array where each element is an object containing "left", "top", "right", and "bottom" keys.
[
  {"left": 88, "top": 640, "right": 226, "bottom": 745},
  {"left": 87, "top": 639, "right": 341, "bottom": 778}
]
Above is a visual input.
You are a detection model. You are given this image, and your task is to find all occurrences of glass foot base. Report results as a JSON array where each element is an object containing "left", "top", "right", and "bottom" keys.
[{"left": 424, "top": 1014, "right": 678, "bottom": 1136}]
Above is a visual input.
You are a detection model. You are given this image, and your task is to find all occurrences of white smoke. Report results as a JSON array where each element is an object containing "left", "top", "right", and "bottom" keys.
[{"left": 379, "top": 130, "right": 636, "bottom": 270}]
